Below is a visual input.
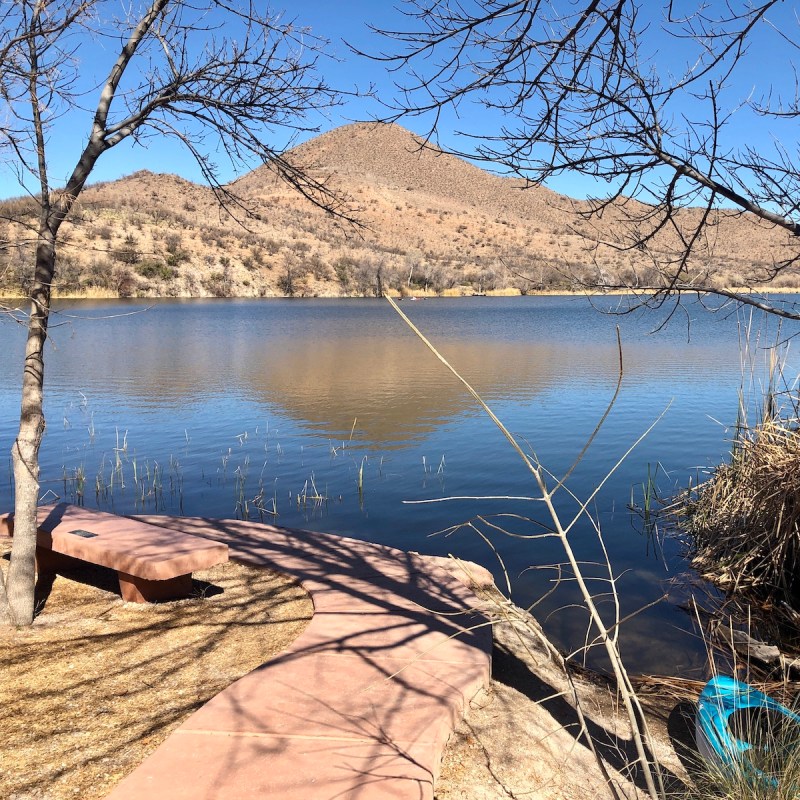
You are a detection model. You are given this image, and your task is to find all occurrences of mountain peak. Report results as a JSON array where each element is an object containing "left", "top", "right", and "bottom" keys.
[
  {"left": 279, "top": 121, "right": 563, "bottom": 219},
  {"left": 288, "top": 121, "right": 469, "bottom": 188}
]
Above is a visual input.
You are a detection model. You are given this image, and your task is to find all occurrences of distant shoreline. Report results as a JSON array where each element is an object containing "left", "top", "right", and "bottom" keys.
[{"left": 3, "top": 286, "right": 800, "bottom": 301}]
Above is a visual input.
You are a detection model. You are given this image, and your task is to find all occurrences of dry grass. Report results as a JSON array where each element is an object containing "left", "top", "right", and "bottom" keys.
[
  {"left": 0, "top": 553, "right": 312, "bottom": 800},
  {"left": 632, "top": 676, "right": 800, "bottom": 708},
  {"left": 681, "top": 417, "right": 800, "bottom": 602}
]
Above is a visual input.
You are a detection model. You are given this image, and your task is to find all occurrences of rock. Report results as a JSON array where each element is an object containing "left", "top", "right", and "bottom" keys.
[{"left": 715, "top": 626, "right": 781, "bottom": 664}]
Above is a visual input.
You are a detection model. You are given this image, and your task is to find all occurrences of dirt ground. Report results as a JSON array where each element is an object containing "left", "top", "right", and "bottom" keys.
[
  {"left": 417, "top": 558, "right": 693, "bottom": 800},
  {"left": 2, "top": 550, "right": 692, "bottom": 800},
  {"left": 0, "top": 555, "right": 313, "bottom": 800},
  {"left": 435, "top": 611, "right": 692, "bottom": 800}
]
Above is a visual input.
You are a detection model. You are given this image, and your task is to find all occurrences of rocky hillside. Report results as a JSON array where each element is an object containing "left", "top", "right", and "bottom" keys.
[{"left": 0, "top": 122, "right": 795, "bottom": 297}]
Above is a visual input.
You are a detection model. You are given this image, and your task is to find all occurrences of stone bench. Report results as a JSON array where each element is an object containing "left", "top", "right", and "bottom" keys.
[{"left": 0, "top": 503, "right": 228, "bottom": 603}]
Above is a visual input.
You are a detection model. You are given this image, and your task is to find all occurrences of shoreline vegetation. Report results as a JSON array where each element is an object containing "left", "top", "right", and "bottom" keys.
[
  {"left": 3, "top": 125, "right": 797, "bottom": 307},
  {"left": 4, "top": 286, "right": 800, "bottom": 301}
]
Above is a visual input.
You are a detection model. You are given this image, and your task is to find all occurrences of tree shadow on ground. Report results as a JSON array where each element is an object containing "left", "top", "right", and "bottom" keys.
[
  {"left": 26, "top": 559, "right": 224, "bottom": 616},
  {"left": 493, "top": 642, "right": 689, "bottom": 796},
  {"left": 1, "top": 541, "right": 311, "bottom": 800}
]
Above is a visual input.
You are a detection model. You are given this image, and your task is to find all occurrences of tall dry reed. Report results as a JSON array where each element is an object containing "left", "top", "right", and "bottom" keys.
[{"left": 682, "top": 417, "right": 800, "bottom": 602}]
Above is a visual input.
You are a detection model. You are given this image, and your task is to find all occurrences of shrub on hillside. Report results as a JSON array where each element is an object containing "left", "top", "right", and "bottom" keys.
[
  {"left": 306, "top": 253, "right": 330, "bottom": 280},
  {"left": 54, "top": 258, "right": 82, "bottom": 293},
  {"left": 85, "top": 258, "right": 116, "bottom": 288},
  {"left": 0, "top": 195, "right": 39, "bottom": 219},
  {"left": 136, "top": 260, "right": 176, "bottom": 281},
  {"left": 276, "top": 267, "right": 295, "bottom": 296},
  {"left": 164, "top": 233, "right": 182, "bottom": 254},
  {"left": 165, "top": 250, "right": 190, "bottom": 267},
  {"left": 333, "top": 257, "right": 353, "bottom": 287},
  {"left": 112, "top": 234, "right": 141, "bottom": 265},
  {"left": 203, "top": 270, "right": 232, "bottom": 297}
]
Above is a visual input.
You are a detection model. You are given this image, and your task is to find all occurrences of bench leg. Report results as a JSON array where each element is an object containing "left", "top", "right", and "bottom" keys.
[
  {"left": 35, "top": 546, "right": 81, "bottom": 575},
  {"left": 118, "top": 572, "right": 193, "bottom": 603}
]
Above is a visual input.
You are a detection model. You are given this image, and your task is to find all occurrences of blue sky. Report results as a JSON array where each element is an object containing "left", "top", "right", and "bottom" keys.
[
  {"left": 0, "top": 1, "right": 407, "bottom": 200},
  {"left": 0, "top": 1, "right": 795, "bottom": 202}
]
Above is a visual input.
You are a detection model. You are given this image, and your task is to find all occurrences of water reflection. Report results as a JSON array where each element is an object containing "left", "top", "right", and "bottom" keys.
[{"left": 1, "top": 297, "right": 753, "bottom": 443}]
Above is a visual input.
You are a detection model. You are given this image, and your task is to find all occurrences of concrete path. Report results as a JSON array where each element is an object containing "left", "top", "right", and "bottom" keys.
[{"left": 105, "top": 517, "right": 493, "bottom": 800}]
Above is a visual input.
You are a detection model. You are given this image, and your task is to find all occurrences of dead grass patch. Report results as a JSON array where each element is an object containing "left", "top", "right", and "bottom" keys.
[
  {"left": 0, "top": 553, "right": 312, "bottom": 800},
  {"left": 680, "top": 417, "right": 800, "bottom": 602}
]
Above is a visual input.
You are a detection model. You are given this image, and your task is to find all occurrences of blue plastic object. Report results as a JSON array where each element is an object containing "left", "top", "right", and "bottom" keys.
[{"left": 695, "top": 676, "right": 800, "bottom": 784}]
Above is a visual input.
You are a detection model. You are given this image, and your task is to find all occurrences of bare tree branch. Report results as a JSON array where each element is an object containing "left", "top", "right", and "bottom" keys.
[
  {"left": 0, "top": 0, "right": 354, "bottom": 625},
  {"left": 374, "top": 0, "right": 800, "bottom": 316}
]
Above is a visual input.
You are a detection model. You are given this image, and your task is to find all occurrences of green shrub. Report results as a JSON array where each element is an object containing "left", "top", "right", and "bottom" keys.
[
  {"left": 136, "top": 260, "right": 176, "bottom": 281},
  {"left": 165, "top": 250, "right": 189, "bottom": 267},
  {"left": 112, "top": 234, "right": 141, "bottom": 265}
]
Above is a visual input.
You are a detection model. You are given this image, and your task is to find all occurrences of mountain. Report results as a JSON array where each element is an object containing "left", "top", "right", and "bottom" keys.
[
  {"left": 253, "top": 121, "right": 566, "bottom": 221},
  {"left": 0, "top": 122, "right": 793, "bottom": 297}
]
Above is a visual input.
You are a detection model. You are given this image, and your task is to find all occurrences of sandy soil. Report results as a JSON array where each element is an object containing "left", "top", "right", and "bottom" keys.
[
  {"left": 0, "top": 555, "right": 312, "bottom": 800},
  {"left": 435, "top": 610, "right": 692, "bottom": 800}
]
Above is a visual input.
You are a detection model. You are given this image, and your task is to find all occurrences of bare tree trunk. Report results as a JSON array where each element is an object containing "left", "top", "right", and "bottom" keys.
[{"left": 7, "top": 231, "right": 54, "bottom": 626}]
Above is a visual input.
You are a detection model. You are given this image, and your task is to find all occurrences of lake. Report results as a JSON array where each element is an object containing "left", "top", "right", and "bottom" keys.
[{"left": 2, "top": 295, "right": 797, "bottom": 675}]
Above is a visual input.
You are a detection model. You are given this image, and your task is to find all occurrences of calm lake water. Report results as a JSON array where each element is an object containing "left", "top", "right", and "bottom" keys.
[{"left": 2, "top": 295, "right": 798, "bottom": 675}]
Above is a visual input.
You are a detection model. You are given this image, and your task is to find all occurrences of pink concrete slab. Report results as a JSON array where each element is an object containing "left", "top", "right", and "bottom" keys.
[
  {"left": 306, "top": 576, "right": 484, "bottom": 615},
  {"left": 132, "top": 515, "right": 450, "bottom": 580},
  {"left": 132, "top": 515, "right": 485, "bottom": 614},
  {"left": 102, "top": 515, "right": 493, "bottom": 800},
  {"left": 155, "top": 517, "right": 414, "bottom": 561},
  {"left": 105, "top": 732, "right": 436, "bottom": 800},
  {"left": 224, "top": 547, "right": 436, "bottom": 586},
  {"left": 180, "top": 654, "right": 489, "bottom": 747},
  {"left": 293, "top": 610, "right": 489, "bottom": 662},
  {"left": 11, "top": 504, "right": 228, "bottom": 580}
]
